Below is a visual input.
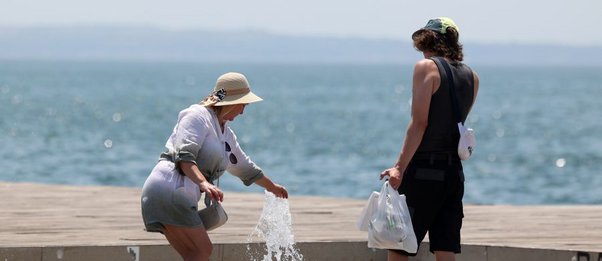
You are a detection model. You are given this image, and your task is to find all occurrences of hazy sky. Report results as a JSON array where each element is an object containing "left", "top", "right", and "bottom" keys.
[{"left": 1, "top": 0, "right": 600, "bottom": 46}]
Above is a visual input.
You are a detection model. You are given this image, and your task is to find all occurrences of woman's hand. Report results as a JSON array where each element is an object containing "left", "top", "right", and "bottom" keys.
[
  {"left": 380, "top": 167, "right": 404, "bottom": 190},
  {"left": 254, "top": 176, "right": 289, "bottom": 199},
  {"left": 178, "top": 162, "right": 224, "bottom": 201},
  {"left": 199, "top": 181, "right": 224, "bottom": 202},
  {"left": 268, "top": 184, "right": 289, "bottom": 199}
]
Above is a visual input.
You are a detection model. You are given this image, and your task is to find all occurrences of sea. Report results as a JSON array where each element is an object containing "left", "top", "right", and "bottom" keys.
[{"left": 1, "top": 60, "right": 601, "bottom": 205}]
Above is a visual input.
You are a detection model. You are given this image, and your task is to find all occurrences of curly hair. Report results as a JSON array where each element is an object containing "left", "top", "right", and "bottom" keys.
[{"left": 412, "top": 28, "right": 464, "bottom": 61}]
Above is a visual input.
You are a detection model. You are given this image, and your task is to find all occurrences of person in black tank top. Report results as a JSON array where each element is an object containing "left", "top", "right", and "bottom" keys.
[{"left": 379, "top": 17, "right": 480, "bottom": 261}]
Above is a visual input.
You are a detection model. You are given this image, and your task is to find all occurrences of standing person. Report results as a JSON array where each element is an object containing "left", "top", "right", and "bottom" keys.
[
  {"left": 141, "top": 72, "right": 288, "bottom": 261},
  {"left": 380, "top": 17, "right": 479, "bottom": 261}
]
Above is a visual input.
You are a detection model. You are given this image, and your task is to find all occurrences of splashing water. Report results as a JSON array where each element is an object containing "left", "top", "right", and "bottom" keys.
[{"left": 247, "top": 191, "right": 303, "bottom": 261}]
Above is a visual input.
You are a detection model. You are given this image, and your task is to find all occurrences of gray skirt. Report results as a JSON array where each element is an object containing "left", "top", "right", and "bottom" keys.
[{"left": 141, "top": 161, "right": 204, "bottom": 233}]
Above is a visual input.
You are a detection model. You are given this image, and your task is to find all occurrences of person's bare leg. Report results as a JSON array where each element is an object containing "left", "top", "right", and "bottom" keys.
[
  {"left": 434, "top": 251, "right": 455, "bottom": 261},
  {"left": 183, "top": 226, "right": 213, "bottom": 261},
  {"left": 164, "top": 224, "right": 213, "bottom": 261},
  {"left": 163, "top": 225, "right": 192, "bottom": 258},
  {"left": 388, "top": 250, "right": 409, "bottom": 261}
]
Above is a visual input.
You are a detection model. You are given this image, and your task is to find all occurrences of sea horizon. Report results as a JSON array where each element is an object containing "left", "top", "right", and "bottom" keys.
[{"left": 1, "top": 60, "right": 601, "bottom": 205}]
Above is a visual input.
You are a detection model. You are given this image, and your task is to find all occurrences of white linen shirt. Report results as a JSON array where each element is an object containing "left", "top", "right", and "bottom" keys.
[{"left": 160, "top": 104, "right": 264, "bottom": 186}]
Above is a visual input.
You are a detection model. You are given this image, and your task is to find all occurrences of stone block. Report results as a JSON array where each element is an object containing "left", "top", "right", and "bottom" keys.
[{"left": 0, "top": 247, "right": 42, "bottom": 261}]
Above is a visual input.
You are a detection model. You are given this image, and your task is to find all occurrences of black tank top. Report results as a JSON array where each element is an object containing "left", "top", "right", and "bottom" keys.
[{"left": 415, "top": 57, "right": 475, "bottom": 153}]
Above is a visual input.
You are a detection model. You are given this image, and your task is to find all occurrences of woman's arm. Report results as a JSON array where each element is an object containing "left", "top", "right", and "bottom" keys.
[
  {"left": 179, "top": 161, "right": 224, "bottom": 202},
  {"left": 170, "top": 108, "right": 224, "bottom": 201},
  {"left": 380, "top": 59, "right": 438, "bottom": 189},
  {"left": 254, "top": 176, "right": 289, "bottom": 199}
]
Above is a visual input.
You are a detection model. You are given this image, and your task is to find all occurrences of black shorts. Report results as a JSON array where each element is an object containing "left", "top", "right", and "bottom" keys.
[{"left": 392, "top": 153, "right": 465, "bottom": 256}]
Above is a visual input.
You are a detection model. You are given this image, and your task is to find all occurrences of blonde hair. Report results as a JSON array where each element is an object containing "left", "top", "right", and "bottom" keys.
[{"left": 206, "top": 104, "right": 237, "bottom": 121}]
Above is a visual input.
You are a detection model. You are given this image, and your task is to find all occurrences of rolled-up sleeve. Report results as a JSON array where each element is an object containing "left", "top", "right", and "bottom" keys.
[
  {"left": 225, "top": 128, "right": 264, "bottom": 186},
  {"left": 172, "top": 109, "right": 209, "bottom": 166}
]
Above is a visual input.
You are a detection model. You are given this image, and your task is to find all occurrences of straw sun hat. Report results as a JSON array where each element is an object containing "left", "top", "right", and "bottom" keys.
[{"left": 201, "top": 72, "right": 263, "bottom": 106}]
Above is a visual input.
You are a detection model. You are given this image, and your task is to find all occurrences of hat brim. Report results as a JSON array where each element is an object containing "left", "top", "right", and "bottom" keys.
[{"left": 213, "top": 91, "right": 263, "bottom": 106}]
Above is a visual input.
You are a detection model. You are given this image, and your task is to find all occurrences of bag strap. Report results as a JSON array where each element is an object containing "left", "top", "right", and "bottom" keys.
[
  {"left": 204, "top": 177, "right": 220, "bottom": 207},
  {"left": 430, "top": 57, "right": 463, "bottom": 125}
]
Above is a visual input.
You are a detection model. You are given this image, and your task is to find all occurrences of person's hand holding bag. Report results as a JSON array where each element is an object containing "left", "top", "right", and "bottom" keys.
[
  {"left": 380, "top": 166, "right": 404, "bottom": 189},
  {"left": 367, "top": 181, "right": 418, "bottom": 254}
]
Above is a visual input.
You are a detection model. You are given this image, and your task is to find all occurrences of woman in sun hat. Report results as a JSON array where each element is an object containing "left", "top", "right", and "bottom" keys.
[
  {"left": 380, "top": 17, "right": 479, "bottom": 261},
  {"left": 141, "top": 72, "right": 288, "bottom": 260}
]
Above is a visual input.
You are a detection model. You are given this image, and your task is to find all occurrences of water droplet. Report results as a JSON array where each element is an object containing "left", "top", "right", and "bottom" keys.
[
  {"left": 112, "top": 113, "right": 123, "bottom": 122},
  {"left": 555, "top": 158, "right": 566, "bottom": 168},
  {"left": 185, "top": 76, "right": 196, "bottom": 86},
  {"left": 94, "top": 109, "right": 103, "bottom": 119},
  {"left": 104, "top": 139, "right": 113, "bottom": 149},
  {"left": 496, "top": 128, "right": 505, "bottom": 138},
  {"left": 12, "top": 95, "right": 22, "bottom": 105},
  {"left": 46, "top": 108, "right": 57, "bottom": 117},
  {"left": 394, "top": 85, "right": 405, "bottom": 94},
  {"left": 74, "top": 96, "right": 84, "bottom": 104},
  {"left": 492, "top": 111, "right": 502, "bottom": 119},
  {"left": 286, "top": 123, "right": 295, "bottom": 133}
]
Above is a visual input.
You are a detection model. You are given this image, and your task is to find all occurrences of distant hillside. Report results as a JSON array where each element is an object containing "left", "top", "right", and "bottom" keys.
[{"left": 0, "top": 26, "right": 600, "bottom": 66}]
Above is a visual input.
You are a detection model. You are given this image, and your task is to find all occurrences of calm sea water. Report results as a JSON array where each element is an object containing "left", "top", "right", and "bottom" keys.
[{"left": 1, "top": 61, "right": 601, "bottom": 204}]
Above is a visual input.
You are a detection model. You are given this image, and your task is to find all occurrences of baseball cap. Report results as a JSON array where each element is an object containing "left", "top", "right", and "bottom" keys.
[{"left": 412, "top": 17, "right": 460, "bottom": 38}]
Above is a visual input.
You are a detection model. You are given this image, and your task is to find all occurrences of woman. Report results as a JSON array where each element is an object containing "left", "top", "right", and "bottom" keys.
[
  {"left": 141, "top": 72, "right": 288, "bottom": 261},
  {"left": 380, "top": 17, "right": 479, "bottom": 261}
]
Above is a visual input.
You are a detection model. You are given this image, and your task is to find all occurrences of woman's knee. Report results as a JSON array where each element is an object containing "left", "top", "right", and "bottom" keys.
[
  {"left": 164, "top": 225, "right": 213, "bottom": 260},
  {"left": 186, "top": 244, "right": 212, "bottom": 260},
  {"left": 188, "top": 241, "right": 212, "bottom": 260},
  {"left": 201, "top": 241, "right": 213, "bottom": 256}
]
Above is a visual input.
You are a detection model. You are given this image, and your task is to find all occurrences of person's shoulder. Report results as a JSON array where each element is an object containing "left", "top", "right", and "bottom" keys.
[
  {"left": 180, "top": 104, "right": 212, "bottom": 121},
  {"left": 414, "top": 58, "right": 438, "bottom": 72},
  {"left": 185, "top": 104, "right": 208, "bottom": 114},
  {"left": 413, "top": 58, "right": 439, "bottom": 78}
]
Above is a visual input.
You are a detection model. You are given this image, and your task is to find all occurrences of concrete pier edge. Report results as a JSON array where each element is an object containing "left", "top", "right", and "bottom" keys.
[
  {"left": 1, "top": 182, "right": 601, "bottom": 260},
  {"left": 1, "top": 243, "right": 601, "bottom": 261}
]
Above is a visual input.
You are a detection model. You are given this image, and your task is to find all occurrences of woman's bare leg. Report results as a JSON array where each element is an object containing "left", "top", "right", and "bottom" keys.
[
  {"left": 163, "top": 224, "right": 213, "bottom": 261},
  {"left": 388, "top": 250, "right": 409, "bottom": 261}
]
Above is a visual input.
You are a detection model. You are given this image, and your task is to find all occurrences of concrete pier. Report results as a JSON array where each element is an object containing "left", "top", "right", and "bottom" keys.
[{"left": 0, "top": 182, "right": 601, "bottom": 260}]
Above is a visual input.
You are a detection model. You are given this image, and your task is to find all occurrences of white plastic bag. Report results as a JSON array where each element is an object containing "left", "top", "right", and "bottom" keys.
[
  {"left": 367, "top": 181, "right": 417, "bottom": 253},
  {"left": 356, "top": 191, "right": 379, "bottom": 231},
  {"left": 458, "top": 122, "right": 476, "bottom": 160}
]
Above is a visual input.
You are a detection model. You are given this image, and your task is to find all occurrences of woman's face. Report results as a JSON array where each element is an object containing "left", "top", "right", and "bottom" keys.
[{"left": 222, "top": 104, "right": 247, "bottom": 122}]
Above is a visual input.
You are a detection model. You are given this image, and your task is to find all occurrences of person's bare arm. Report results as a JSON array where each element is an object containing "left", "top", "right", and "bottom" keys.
[
  {"left": 254, "top": 176, "right": 288, "bottom": 198},
  {"left": 179, "top": 161, "right": 223, "bottom": 201},
  {"left": 380, "top": 59, "right": 438, "bottom": 188}
]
